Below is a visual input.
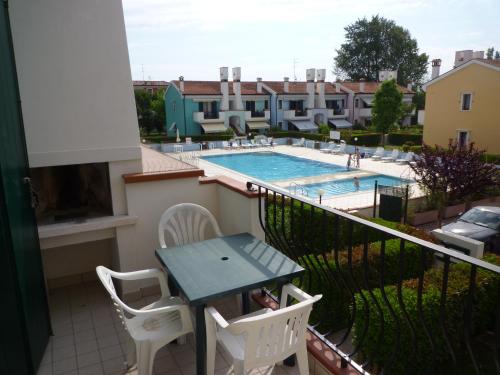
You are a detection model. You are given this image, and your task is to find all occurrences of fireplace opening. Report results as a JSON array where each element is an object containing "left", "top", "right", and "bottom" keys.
[{"left": 31, "top": 163, "right": 113, "bottom": 225}]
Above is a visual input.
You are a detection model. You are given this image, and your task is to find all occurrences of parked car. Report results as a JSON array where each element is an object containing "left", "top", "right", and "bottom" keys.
[{"left": 441, "top": 206, "right": 500, "bottom": 252}]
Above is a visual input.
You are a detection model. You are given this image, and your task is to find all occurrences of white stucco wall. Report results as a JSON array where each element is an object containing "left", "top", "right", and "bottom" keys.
[{"left": 10, "top": 0, "right": 141, "bottom": 167}]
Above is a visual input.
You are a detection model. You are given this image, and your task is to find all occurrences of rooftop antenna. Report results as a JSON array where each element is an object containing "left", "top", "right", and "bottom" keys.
[
  {"left": 141, "top": 64, "right": 145, "bottom": 81},
  {"left": 293, "top": 58, "right": 299, "bottom": 81}
]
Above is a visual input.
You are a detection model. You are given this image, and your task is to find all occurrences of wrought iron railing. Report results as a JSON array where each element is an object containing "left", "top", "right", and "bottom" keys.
[{"left": 251, "top": 180, "right": 500, "bottom": 375}]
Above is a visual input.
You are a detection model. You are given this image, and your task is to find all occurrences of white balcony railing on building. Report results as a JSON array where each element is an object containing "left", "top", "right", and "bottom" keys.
[
  {"left": 358, "top": 107, "right": 372, "bottom": 117},
  {"left": 283, "top": 109, "right": 310, "bottom": 120},
  {"left": 245, "top": 110, "right": 270, "bottom": 121},
  {"left": 327, "top": 108, "right": 350, "bottom": 118},
  {"left": 193, "top": 111, "right": 226, "bottom": 123}
]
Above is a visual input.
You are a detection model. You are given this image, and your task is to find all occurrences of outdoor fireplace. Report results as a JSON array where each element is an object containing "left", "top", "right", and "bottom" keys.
[{"left": 31, "top": 162, "right": 113, "bottom": 225}]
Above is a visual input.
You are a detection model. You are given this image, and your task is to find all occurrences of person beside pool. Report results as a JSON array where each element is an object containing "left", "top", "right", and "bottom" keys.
[
  {"left": 353, "top": 176, "right": 360, "bottom": 191},
  {"left": 347, "top": 154, "right": 352, "bottom": 171}
]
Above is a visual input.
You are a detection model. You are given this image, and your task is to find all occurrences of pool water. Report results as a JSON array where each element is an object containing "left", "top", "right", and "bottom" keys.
[
  {"left": 202, "top": 152, "right": 346, "bottom": 181},
  {"left": 295, "top": 175, "right": 411, "bottom": 198}
]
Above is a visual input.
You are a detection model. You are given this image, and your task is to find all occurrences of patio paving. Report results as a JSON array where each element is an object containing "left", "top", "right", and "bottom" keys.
[{"left": 37, "top": 281, "right": 301, "bottom": 375}]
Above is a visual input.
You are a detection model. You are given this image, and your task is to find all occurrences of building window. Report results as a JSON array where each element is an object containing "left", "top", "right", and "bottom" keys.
[
  {"left": 461, "top": 92, "right": 472, "bottom": 111},
  {"left": 264, "top": 100, "right": 269, "bottom": 110},
  {"left": 147, "top": 88, "right": 153, "bottom": 94},
  {"left": 355, "top": 99, "right": 359, "bottom": 108},
  {"left": 457, "top": 130, "right": 470, "bottom": 148},
  {"left": 278, "top": 121, "right": 283, "bottom": 129},
  {"left": 278, "top": 100, "right": 282, "bottom": 109}
]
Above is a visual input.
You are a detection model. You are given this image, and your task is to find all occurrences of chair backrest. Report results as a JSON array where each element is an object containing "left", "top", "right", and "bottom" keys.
[
  {"left": 375, "top": 147, "right": 384, "bottom": 156},
  {"left": 391, "top": 149, "right": 399, "bottom": 158},
  {"left": 222, "top": 141, "right": 229, "bottom": 147},
  {"left": 406, "top": 152, "right": 414, "bottom": 161},
  {"left": 95, "top": 266, "right": 130, "bottom": 329},
  {"left": 339, "top": 143, "right": 346, "bottom": 152},
  {"left": 186, "top": 137, "right": 192, "bottom": 144},
  {"left": 228, "top": 295, "right": 321, "bottom": 369},
  {"left": 158, "top": 203, "right": 222, "bottom": 248}
]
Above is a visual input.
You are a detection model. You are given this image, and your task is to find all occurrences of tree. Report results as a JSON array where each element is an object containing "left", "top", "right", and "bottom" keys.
[
  {"left": 412, "top": 90, "right": 426, "bottom": 110},
  {"left": 409, "top": 140, "right": 499, "bottom": 225},
  {"left": 334, "top": 16, "right": 429, "bottom": 86},
  {"left": 372, "top": 79, "right": 403, "bottom": 135},
  {"left": 134, "top": 89, "right": 166, "bottom": 135},
  {"left": 486, "top": 47, "right": 495, "bottom": 59}
]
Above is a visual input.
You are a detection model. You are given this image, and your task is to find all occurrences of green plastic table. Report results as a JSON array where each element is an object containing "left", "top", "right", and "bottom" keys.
[{"left": 155, "top": 232, "right": 304, "bottom": 375}]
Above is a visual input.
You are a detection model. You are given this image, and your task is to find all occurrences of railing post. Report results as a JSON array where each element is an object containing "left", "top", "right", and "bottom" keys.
[{"left": 373, "top": 180, "right": 378, "bottom": 218}]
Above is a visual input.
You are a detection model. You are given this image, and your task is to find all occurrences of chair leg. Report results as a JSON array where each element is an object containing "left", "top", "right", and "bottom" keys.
[
  {"left": 296, "top": 344, "right": 309, "bottom": 375},
  {"left": 136, "top": 341, "right": 154, "bottom": 375},
  {"left": 125, "top": 336, "right": 137, "bottom": 369}
]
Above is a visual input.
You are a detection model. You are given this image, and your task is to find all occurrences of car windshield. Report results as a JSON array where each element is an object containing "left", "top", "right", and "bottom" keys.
[{"left": 459, "top": 208, "right": 500, "bottom": 230}]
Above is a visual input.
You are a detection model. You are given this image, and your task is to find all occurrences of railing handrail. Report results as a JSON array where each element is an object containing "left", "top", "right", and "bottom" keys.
[{"left": 251, "top": 179, "right": 500, "bottom": 274}]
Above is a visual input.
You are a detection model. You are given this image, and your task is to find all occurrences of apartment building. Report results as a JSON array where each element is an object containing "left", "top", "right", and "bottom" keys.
[
  {"left": 339, "top": 72, "right": 414, "bottom": 126},
  {"left": 263, "top": 69, "right": 351, "bottom": 132},
  {"left": 165, "top": 68, "right": 271, "bottom": 136},
  {"left": 423, "top": 57, "right": 500, "bottom": 153}
]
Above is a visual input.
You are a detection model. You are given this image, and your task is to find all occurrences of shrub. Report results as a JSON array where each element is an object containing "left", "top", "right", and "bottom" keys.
[
  {"left": 318, "top": 124, "right": 330, "bottom": 135},
  {"left": 352, "top": 254, "right": 500, "bottom": 375},
  {"left": 348, "top": 133, "right": 382, "bottom": 146},
  {"left": 304, "top": 238, "right": 432, "bottom": 332},
  {"left": 388, "top": 132, "right": 423, "bottom": 146},
  {"left": 143, "top": 134, "right": 234, "bottom": 143},
  {"left": 481, "top": 153, "right": 500, "bottom": 165}
]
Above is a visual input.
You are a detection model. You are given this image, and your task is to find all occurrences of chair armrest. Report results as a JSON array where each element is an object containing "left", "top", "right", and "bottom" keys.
[
  {"left": 280, "top": 284, "right": 320, "bottom": 308},
  {"left": 204, "top": 307, "right": 229, "bottom": 329},
  {"left": 124, "top": 301, "right": 187, "bottom": 318},
  {"left": 106, "top": 268, "right": 170, "bottom": 298}
]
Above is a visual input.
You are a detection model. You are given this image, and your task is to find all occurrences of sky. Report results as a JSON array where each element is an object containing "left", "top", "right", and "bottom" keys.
[{"left": 122, "top": 0, "right": 500, "bottom": 83}]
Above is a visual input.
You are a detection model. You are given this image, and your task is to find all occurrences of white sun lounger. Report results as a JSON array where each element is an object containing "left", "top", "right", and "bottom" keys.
[
  {"left": 371, "top": 147, "right": 385, "bottom": 160},
  {"left": 396, "top": 152, "right": 414, "bottom": 164},
  {"left": 381, "top": 149, "right": 400, "bottom": 162},
  {"left": 292, "top": 138, "right": 305, "bottom": 147},
  {"left": 320, "top": 143, "right": 336, "bottom": 153},
  {"left": 331, "top": 143, "right": 346, "bottom": 155}
]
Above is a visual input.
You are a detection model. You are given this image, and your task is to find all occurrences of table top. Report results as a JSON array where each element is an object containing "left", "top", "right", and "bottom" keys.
[{"left": 155, "top": 233, "right": 304, "bottom": 305}]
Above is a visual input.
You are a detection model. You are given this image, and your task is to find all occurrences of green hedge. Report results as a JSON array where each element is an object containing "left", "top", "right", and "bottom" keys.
[
  {"left": 352, "top": 254, "right": 500, "bottom": 375},
  {"left": 142, "top": 134, "right": 234, "bottom": 143},
  {"left": 304, "top": 239, "right": 431, "bottom": 332},
  {"left": 481, "top": 153, "right": 500, "bottom": 165},
  {"left": 267, "top": 131, "right": 327, "bottom": 142},
  {"left": 388, "top": 132, "right": 423, "bottom": 146},
  {"left": 346, "top": 132, "right": 382, "bottom": 146}
]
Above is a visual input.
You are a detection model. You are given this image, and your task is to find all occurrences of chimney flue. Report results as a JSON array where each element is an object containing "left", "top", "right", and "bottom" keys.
[
  {"left": 232, "top": 67, "right": 243, "bottom": 110},
  {"left": 256, "top": 77, "right": 263, "bottom": 94},
  {"left": 431, "top": 59, "right": 441, "bottom": 80},
  {"left": 359, "top": 79, "right": 365, "bottom": 93},
  {"left": 178, "top": 76, "right": 184, "bottom": 92},
  {"left": 220, "top": 67, "right": 229, "bottom": 111},
  {"left": 316, "top": 69, "right": 326, "bottom": 108},
  {"left": 283, "top": 77, "right": 289, "bottom": 93},
  {"left": 306, "top": 68, "right": 316, "bottom": 109}
]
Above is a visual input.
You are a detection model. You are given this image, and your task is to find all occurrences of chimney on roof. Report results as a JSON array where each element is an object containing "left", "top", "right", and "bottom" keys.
[
  {"left": 431, "top": 59, "right": 441, "bottom": 80},
  {"left": 283, "top": 77, "right": 289, "bottom": 93},
  {"left": 315, "top": 69, "right": 326, "bottom": 109},
  {"left": 178, "top": 76, "right": 184, "bottom": 92},
  {"left": 306, "top": 68, "right": 316, "bottom": 109},
  {"left": 220, "top": 67, "right": 229, "bottom": 111},
  {"left": 232, "top": 67, "right": 244, "bottom": 110},
  {"left": 256, "top": 77, "right": 263, "bottom": 94},
  {"left": 334, "top": 82, "right": 341, "bottom": 93},
  {"left": 359, "top": 79, "right": 365, "bottom": 93}
]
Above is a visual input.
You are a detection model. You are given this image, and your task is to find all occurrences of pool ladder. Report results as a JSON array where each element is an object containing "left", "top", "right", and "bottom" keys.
[{"left": 289, "top": 182, "right": 309, "bottom": 197}]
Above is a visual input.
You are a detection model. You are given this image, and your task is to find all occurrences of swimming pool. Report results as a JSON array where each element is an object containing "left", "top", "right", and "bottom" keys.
[
  {"left": 294, "top": 175, "right": 411, "bottom": 198},
  {"left": 202, "top": 152, "right": 346, "bottom": 181}
]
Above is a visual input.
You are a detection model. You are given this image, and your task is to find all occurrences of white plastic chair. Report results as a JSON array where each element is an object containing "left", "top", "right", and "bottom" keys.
[
  {"left": 205, "top": 284, "right": 322, "bottom": 375},
  {"left": 158, "top": 203, "right": 223, "bottom": 248},
  {"left": 331, "top": 143, "right": 346, "bottom": 155},
  {"left": 96, "top": 266, "right": 193, "bottom": 375},
  {"left": 396, "top": 151, "right": 414, "bottom": 164},
  {"left": 292, "top": 137, "right": 305, "bottom": 147}
]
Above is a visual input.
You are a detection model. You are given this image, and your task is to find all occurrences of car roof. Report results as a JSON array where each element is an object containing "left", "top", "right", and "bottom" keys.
[{"left": 470, "top": 206, "right": 500, "bottom": 214}]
